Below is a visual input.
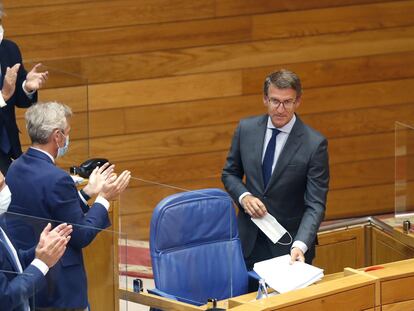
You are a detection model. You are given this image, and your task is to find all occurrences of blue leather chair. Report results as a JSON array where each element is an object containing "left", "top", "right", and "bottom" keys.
[{"left": 149, "top": 188, "right": 250, "bottom": 306}]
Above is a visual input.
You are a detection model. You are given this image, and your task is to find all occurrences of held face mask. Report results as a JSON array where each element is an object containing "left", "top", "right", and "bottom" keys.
[{"left": 251, "top": 213, "right": 292, "bottom": 245}]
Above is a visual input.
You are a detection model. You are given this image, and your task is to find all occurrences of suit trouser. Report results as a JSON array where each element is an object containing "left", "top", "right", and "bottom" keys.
[
  {"left": 244, "top": 230, "right": 275, "bottom": 292},
  {"left": 0, "top": 150, "right": 12, "bottom": 175}
]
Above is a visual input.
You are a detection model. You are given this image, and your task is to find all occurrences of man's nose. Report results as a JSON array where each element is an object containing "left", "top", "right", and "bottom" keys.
[{"left": 276, "top": 104, "right": 286, "bottom": 113}]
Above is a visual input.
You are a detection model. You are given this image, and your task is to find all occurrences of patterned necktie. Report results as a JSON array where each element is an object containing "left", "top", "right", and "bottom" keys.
[{"left": 262, "top": 129, "right": 280, "bottom": 188}]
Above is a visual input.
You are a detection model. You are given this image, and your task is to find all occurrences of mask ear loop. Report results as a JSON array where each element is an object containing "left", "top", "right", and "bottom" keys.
[
  {"left": 276, "top": 231, "right": 293, "bottom": 246},
  {"left": 56, "top": 129, "right": 65, "bottom": 148}
]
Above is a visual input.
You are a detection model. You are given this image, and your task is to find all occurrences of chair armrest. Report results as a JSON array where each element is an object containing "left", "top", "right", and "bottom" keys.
[{"left": 147, "top": 288, "right": 178, "bottom": 301}]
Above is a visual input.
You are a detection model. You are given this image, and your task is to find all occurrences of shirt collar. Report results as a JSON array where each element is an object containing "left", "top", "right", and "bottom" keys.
[
  {"left": 29, "top": 147, "right": 55, "bottom": 163},
  {"left": 267, "top": 114, "right": 296, "bottom": 134}
]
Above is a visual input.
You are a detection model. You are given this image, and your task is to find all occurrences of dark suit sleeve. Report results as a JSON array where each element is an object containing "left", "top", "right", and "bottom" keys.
[
  {"left": 18, "top": 246, "right": 36, "bottom": 267},
  {"left": 0, "top": 257, "right": 44, "bottom": 311},
  {"left": 50, "top": 174, "right": 110, "bottom": 249},
  {"left": 5, "top": 41, "right": 38, "bottom": 108},
  {"left": 221, "top": 122, "right": 249, "bottom": 204},
  {"left": 295, "top": 138, "right": 329, "bottom": 248}
]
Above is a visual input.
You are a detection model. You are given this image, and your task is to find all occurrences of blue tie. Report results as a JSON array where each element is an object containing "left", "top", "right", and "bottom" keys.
[{"left": 262, "top": 129, "right": 280, "bottom": 188}]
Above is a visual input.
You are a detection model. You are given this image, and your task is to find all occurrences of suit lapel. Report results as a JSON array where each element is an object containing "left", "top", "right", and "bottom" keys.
[
  {"left": 253, "top": 115, "right": 268, "bottom": 191},
  {"left": 265, "top": 115, "right": 305, "bottom": 191},
  {"left": 0, "top": 231, "right": 20, "bottom": 273}
]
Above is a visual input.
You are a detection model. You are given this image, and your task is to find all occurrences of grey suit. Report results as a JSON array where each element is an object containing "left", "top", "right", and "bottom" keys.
[{"left": 222, "top": 114, "right": 329, "bottom": 263}]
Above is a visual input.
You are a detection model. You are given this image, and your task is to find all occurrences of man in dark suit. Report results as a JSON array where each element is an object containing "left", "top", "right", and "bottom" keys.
[
  {"left": 5, "top": 101, "right": 131, "bottom": 310},
  {"left": 222, "top": 69, "right": 329, "bottom": 271},
  {"left": 0, "top": 171, "right": 72, "bottom": 311},
  {"left": 0, "top": 6, "right": 48, "bottom": 174}
]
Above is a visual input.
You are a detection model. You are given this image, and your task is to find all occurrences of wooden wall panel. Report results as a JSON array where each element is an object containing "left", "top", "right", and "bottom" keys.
[
  {"left": 88, "top": 71, "right": 243, "bottom": 110},
  {"left": 215, "top": 0, "right": 390, "bottom": 16},
  {"left": 3, "top": 0, "right": 216, "bottom": 35},
  {"left": 251, "top": 1, "right": 414, "bottom": 41},
  {"left": 4, "top": 0, "right": 414, "bottom": 240}
]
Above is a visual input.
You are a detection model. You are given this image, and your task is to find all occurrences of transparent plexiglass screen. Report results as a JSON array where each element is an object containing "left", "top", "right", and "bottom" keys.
[
  {"left": 0, "top": 269, "right": 36, "bottom": 310},
  {"left": 395, "top": 122, "right": 414, "bottom": 222},
  {"left": 19, "top": 62, "right": 90, "bottom": 169},
  {"left": 119, "top": 176, "right": 239, "bottom": 310},
  {"left": 1, "top": 211, "right": 127, "bottom": 311}
]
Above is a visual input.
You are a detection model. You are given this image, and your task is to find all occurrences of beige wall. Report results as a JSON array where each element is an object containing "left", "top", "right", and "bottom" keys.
[{"left": 4, "top": 0, "right": 414, "bottom": 239}]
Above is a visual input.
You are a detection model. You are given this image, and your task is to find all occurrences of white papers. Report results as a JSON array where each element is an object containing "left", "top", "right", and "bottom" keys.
[
  {"left": 251, "top": 213, "right": 287, "bottom": 244},
  {"left": 253, "top": 254, "right": 324, "bottom": 293}
]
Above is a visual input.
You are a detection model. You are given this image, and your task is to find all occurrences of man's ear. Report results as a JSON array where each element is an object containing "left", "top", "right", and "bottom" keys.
[
  {"left": 263, "top": 95, "right": 268, "bottom": 106},
  {"left": 50, "top": 129, "right": 60, "bottom": 143},
  {"left": 295, "top": 96, "right": 302, "bottom": 109}
]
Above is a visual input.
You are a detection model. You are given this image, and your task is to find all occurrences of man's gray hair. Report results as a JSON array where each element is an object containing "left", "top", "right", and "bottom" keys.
[
  {"left": 25, "top": 102, "right": 72, "bottom": 144},
  {"left": 263, "top": 69, "right": 302, "bottom": 98}
]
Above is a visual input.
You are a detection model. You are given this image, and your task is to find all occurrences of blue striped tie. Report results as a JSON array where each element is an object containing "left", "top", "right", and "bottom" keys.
[{"left": 262, "top": 129, "right": 280, "bottom": 188}]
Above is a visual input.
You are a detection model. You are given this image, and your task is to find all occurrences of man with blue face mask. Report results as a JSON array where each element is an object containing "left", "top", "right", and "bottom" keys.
[
  {"left": 5, "top": 101, "right": 131, "bottom": 310},
  {"left": 0, "top": 171, "right": 73, "bottom": 311},
  {"left": 0, "top": 4, "right": 49, "bottom": 175}
]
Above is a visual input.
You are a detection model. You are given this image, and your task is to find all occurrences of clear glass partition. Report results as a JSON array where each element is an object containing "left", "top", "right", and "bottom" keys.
[
  {"left": 0, "top": 269, "right": 37, "bottom": 310},
  {"left": 1, "top": 211, "right": 127, "bottom": 311},
  {"left": 395, "top": 121, "right": 414, "bottom": 221},
  {"left": 119, "top": 177, "right": 236, "bottom": 310},
  {"left": 19, "top": 62, "right": 90, "bottom": 168}
]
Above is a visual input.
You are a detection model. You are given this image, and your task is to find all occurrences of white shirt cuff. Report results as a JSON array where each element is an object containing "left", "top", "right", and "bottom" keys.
[
  {"left": 0, "top": 91, "right": 7, "bottom": 107},
  {"left": 22, "top": 80, "right": 35, "bottom": 97},
  {"left": 0, "top": 184, "right": 11, "bottom": 198},
  {"left": 95, "top": 195, "right": 110, "bottom": 211},
  {"left": 292, "top": 240, "right": 308, "bottom": 254},
  {"left": 238, "top": 192, "right": 252, "bottom": 206},
  {"left": 31, "top": 258, "right": 49, "bottom": 276},
  {"left": 78, "top": 191, "right": 88, "bottom": 206},
  {"left": 0, "top": 185, "right": 11, "bottom": 212}
]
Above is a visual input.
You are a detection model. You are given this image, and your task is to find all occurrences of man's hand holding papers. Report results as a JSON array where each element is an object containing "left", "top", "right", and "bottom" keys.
[{"left": 253, "top": 254, "right": 324, "bottom": 294}]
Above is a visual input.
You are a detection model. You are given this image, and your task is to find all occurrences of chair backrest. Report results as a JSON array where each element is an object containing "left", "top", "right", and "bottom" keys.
[{"left": 150, "top": 188, "right": 248, "bottom": 306}]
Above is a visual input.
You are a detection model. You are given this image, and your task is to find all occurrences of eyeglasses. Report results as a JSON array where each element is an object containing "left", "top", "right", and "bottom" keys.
[{"left": 267, "top": 97, "right": 297, "bottom": 109}]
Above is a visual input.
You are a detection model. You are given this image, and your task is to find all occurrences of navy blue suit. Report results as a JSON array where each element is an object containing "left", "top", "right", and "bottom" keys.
[
  {"left": 0, "top": 229, "right": 44, "bottom": 311},
  {"left": 5, "top": 148, "right": 110, "bottom": 309},
  {"left": 0, "top": 39, "right": 38, "bottom": 173}
]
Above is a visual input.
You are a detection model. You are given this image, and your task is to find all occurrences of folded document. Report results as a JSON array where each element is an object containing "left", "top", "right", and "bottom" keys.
[{"left": 253, "top": 254, "right": 324, "bottom": 293}]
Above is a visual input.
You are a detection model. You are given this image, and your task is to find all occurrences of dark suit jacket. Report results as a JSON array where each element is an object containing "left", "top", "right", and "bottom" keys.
[
  {"left": 0, "top": 39, "right": 38, "bottom": 158},
  {"left": 5, "top": 148, "right": 110, "bottom": 309},
  {"left": 0, "top": 232, "right": 44, "bottom": 311},
  {"left": 222, "top": 115, "right": 329, "bottom": 261}
]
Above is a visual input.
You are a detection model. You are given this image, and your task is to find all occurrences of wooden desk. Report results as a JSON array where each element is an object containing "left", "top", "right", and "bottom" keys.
[
  {"left": 122, "top": 257, "right": 414, "bottom": 310},
  {"left": 118, "top": 214, "right": 414, "bottom": 310}
]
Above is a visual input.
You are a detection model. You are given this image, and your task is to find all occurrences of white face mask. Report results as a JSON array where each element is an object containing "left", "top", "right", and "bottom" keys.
[
  {"left": 0, "top": 25, "right": 4, "bottom": 45},
  {"left": 57, "top": 131, "right": 70, "bottom": 158},
  {"left": 0, "top": 185, "right": 11, "bottom": 216}
]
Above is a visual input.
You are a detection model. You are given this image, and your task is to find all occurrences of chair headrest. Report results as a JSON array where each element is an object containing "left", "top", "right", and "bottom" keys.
[{"left": 150, "top": 188, "right": 237, "bottom": 253}]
